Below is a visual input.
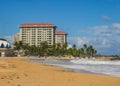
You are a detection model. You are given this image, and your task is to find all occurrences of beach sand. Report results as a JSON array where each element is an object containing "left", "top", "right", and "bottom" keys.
[{"left": 0, "top": 57, "right": 120, "bottom": 86}]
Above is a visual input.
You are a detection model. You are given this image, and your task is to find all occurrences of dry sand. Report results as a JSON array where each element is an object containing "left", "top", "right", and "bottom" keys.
[{"left": 0, "top": 57, "right": 120, "bottom": 86}]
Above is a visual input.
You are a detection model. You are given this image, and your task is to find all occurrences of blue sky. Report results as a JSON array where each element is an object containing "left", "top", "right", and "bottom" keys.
[{"left": 0, "top": 0, "right": 120, "bottom": 55}]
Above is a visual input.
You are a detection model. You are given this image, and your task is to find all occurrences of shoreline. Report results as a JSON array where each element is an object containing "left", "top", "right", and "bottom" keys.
[
  {"left": 28, "top": 59, "right": 101, "bottom": 75},
  {"left": 28, "top": 58, "right": 120, "bottom": 77},
  {"left": 0, "top": 57, "right": 120, "bottom": 86}
]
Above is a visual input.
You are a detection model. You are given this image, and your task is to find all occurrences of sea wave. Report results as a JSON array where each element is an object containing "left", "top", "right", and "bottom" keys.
[
  {"left": 71, "top": 59, "right": 120, "bottom": 65},
  {"left": 29, "top": 59, "right": 120, "bottom": 77}
]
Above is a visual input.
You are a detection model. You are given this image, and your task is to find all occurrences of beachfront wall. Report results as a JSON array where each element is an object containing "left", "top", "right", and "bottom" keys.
[{"left": 0, "top": 48, "right": 14, "bottom": 57}]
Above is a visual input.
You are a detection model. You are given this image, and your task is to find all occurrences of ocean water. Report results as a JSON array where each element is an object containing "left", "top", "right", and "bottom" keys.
[{"left": 29, "top": 59, "right": 120, "bottom": 77}]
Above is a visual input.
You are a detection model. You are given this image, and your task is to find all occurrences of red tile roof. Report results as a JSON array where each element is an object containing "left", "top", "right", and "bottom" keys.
[
  {"left": 55, "top": 30, "right": 67, "bottom": 35},
  {"left": 20, "top": 23, "right": 55, "bottom": 27}
]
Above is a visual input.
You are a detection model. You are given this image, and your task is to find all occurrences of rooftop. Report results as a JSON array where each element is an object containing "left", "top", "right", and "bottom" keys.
[
  {"left": 55, "top": 30, "right": 67, "bottom": 35},
  {"left": 0, "top": 38, "right": 7, "bottom": 41},
  {"left": 20, "top": 23, "right": 55, "bottom": 28}
]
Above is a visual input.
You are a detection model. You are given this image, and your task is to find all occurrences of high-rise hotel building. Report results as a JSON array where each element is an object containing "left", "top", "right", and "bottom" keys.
[
  {"left": 19, "top": 23, "right": 56, "bottom": 46},
  {"left": 16, "top": 23, "right": 67, "bottom": 46}
]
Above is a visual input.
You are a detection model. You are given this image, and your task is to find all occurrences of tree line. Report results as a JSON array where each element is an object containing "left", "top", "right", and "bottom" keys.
[{"left": 14, "top": 41, "right": 97, "bottom": 58}]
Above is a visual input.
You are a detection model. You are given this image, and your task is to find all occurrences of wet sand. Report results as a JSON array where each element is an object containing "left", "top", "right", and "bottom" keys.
[{"left": 0, "top": 57, "right": 120, "bottom": 86}]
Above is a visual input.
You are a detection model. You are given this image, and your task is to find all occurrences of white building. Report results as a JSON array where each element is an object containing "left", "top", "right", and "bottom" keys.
[
  {"left": 19, "top": 23, "right": 56, "bottom": 46},
  {"left": 55, "top": 30, "right": 67, "bottom": 44},
  {"left": 14, "top": 32, "right": 20, "bottom": 42},
  {"left": 15, "top": 23, "right": 67, "bottom": 46},
  {"left": 0, "top": 38, "right": 13, "bottom": 57}
]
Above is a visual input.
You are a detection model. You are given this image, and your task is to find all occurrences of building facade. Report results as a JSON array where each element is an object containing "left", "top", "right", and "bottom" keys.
[
  {"left": 14, "top": 32, "right": 20, "bottom": 42},
  {"left": 19, "top": 23, "right": 56, "bottom": 46},
  {"left": 17, "top": 23, "right": 67, "bottom": 46},
  {"left": 0, "top": 38, "right": 14, "bottom": 57},
  {"left": 55, "top": 30, "right": 67, "bottom": 44}
]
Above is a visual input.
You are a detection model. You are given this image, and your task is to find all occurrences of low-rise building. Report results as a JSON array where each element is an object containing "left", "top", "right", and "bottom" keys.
[
  {"left": 55, "top": 30, "right": 67, "bottom": 44},
  {"left": 0, "top": 38, "right": 14, "bottom": 57},
  {"left": 14, "top": 32, "right": 20, "bottom": 42}
]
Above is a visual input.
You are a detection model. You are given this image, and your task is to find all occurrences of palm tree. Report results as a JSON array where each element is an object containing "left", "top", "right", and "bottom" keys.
[
  {"left": 73, "top": 44, "right": 76, "bottom": 49},
  {"left": 86, "top": 45, "right": 97, "bottom": 57},
  {"left": 83, "top": 44, "right": 87, "bottom": 56},
  {"left": 94, "top": 50, "right": 97, "bottom": 56},
  {"left": 55, "top": 43, "right": 61, "bottom": 56},
  {"left": 50, "top": 44, "right": 56, "bottom": 56},
  {"left": 40, "top": 41, "right": 49, "bottom": 57},
  {"left": 22, "top": 43, "right": 30, "bottom": 56},
  {"left": 14, "top": 41, "right": 24, "bottom": 56},
  {"left": 65, "top": 48, "right": 72, "bottom": 57},
  {"left": 72, "top": 44, "right": 78, "bottom": 56},
  {"left": 89, "top": 45, "right": 94, "bottom": 57},
  {"left": 63, "top": 42, "right": 68, "bottom": 50},
  {"left": 30, "top": 45, "right": 37, "bottom": 55},
  {"left": 80, "top": 48, "right": 84, "bottom": 57}
]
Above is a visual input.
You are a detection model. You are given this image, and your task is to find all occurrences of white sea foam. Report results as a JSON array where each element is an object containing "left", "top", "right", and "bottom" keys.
[
  {"left": 69, "top": 59, "right": 120, "bottom": 76},
  {"left": 30, "top": 59, "right": 120, "bottom": 77},
  {"left": 71, "top": 59, "right": 120, "bottom": 65},
  {"left": 52, "top": 60, "right": 120, "bottom": 77}
]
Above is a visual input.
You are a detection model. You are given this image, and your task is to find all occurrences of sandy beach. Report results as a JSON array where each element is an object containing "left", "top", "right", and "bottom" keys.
[{"left": 0, "top": 57, "right": 120, "bottom": 86}]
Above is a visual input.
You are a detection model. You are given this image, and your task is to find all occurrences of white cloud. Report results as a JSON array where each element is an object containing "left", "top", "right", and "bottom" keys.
[
  {"left": 111, "top": 23, "right": 120, "bottom": 29},
  {"left": 67, "top": 37, "right": 87, "bottom": 48},
  {"left": 68, "top": 37, "right": 111, "bottom": 48},
  {"left": 89, "top": 25, "right": 110, "bottom": 36},
  {"left": 68, "top": 23, "right": 120, "bottom": 55},
  {"left": 102, "top": 16, "right": 111, "bottom": 21},
  {"left": 2, "top": 35, "right": 14, "bottom": 44}
]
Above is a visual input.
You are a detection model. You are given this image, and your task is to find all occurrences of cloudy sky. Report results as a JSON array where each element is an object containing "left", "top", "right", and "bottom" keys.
[{"left": 0, "top": 0, "right": 120, "bottom": 55}]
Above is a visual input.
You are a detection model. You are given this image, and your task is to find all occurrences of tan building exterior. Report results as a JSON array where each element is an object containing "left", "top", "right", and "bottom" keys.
[
  {"left": 14, "top": 32, "right": 20, "bottom": 42},
  {"left": 55, "top": 30, "right": 67, "bottom": 44},
  {"left": 16, "top": 23, "right": 67, "bottom": 46},
  {"left": 19, "top": 23, "right": 56, "bottom": 46}
]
